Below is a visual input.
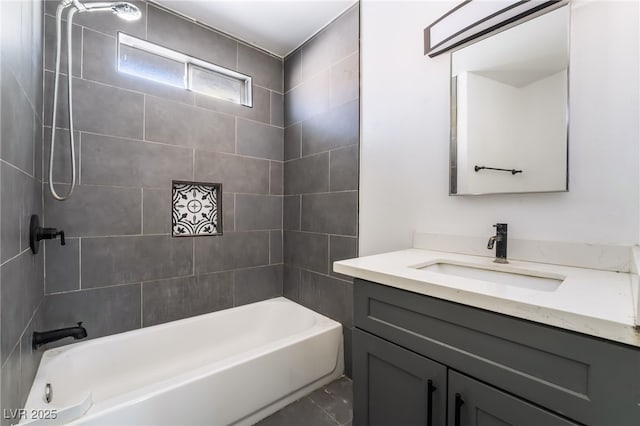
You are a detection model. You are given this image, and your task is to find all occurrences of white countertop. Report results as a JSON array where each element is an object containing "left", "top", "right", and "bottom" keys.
[{"left": 334, "top": 248, "right": 640, "bottom": 347}]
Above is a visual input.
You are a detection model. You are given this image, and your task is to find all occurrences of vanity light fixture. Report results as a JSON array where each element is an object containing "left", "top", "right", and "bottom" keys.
[{"left": 424, "top": 0, "right": 567, "bottom": 57}]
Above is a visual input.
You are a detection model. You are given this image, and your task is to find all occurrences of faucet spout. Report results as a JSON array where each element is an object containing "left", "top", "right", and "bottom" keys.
[
  {"left": 32, "top": 322, "right": 87, "bottom": 350},
  {"left": 488, "top": 223, "right": 508, "bottom": 263},
  {"left": 487, "top": 236, "right": 496, "bottom": 249}
]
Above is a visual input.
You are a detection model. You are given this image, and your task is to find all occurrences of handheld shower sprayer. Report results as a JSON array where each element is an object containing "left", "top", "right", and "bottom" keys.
[{"left": 49, "top": 0, "right": 141, "bottom": 201}]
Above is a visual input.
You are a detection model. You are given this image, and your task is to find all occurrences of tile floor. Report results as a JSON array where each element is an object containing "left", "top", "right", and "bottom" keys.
[{"left": 255, "top": 377, "right": 353, "bottom": 426}]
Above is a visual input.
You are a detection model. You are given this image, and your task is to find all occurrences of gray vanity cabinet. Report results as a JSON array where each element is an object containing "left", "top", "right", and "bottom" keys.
[
  {"left": 353, "top": 329, "right": 447, "bottom": 426},
  {"left": 447, "top": 371, "right": 579, "bottom": 426},
  {"left": 353, "top": 278, "right": 640, "bottom": 426}
]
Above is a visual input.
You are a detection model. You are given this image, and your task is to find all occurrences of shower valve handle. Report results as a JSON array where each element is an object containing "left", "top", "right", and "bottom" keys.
[
  {"left": 57, "top": 230, "right": 65, "bottom": 246},
  {"left": 29, "top": 215, "right": 66, "bottom": 254}
]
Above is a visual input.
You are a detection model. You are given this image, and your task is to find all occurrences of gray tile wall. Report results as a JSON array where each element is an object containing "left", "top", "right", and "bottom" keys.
[
  {"left": 41, "top": 1, "right": 284, "bottom": 349},
  {"left": 282, "top": 5, "right": 359, "bottom": 377},
  {"left": 0, "top": 1, "right": 45, "bottom": 421}
]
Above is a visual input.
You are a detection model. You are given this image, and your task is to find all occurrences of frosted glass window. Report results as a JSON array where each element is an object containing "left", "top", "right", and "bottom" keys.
[
  {"left": 118, "top": 44, "right": 185, "bottom": 88},
  {"left": 117, "top": 33, "right": 252, "bottom": 106},
  {"left": 189, "top": 65, "right": 244, "bottom": 104}
]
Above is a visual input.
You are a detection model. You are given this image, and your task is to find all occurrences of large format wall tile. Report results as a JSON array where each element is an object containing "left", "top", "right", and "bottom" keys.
[
  {"left": 237, "top": 118, "right": 284, "bottom": 161},
  {"left": 222, "top": 231, "right": 271, "bottom": 270},
  {"left": 270, "top": 230, "right": 283, "bottom": 264},
  {"left": 194, "top": 237, "right": 224, "bottom": 275},
  {"left": 284, "top": 70, "right": 330, "bottom": 127},
  {"left": 235, "top": 195, "right": 282, "bottom": 231},
  {"left": 195, "top": 85, "right": 271, "bottom": 124},
  {"left": 1, "top": 165, "right": 26, "bottom": 262},
  {"left": 284, "top": 153, "right": 329, "bottom": 195},
  {"left": 81, "top": 235, "right": 193, "bottom": 288},
  {"left": 300, "top": 6, "right": 359, "bottom": 77},
  {"left": 237, "top": 43, "right": 283, "bottom": 93},
  {"left": 302, "top": 100, "right": 358, "bottom": 156},
  {"left": 329, "top": 235, "right": 358, "bottom": 280},
  {"left": 19, "top": 311, "right": 44, "bottom": 409},
  {"left": 284, "top": 123, "right": 301, "bottom": 160},
  {"left": 142, "top": 272, "right": 234, "bottom": 326},
  {"left": 5, "top": 0, "right": 43, "bottom": 114},
  {"left": 234, "top": 265, "right": 283, "bottom": 305},
  {"left": 270, "top": 161, "right": 283, "bottom": 195},
  {"left": 45, "top": 238, "right": 80, "bottom": 294},
  {"left": 330, "top": 52, "right": 359, "bottom": 108},
  {"left": 194, "top": 231, "right": 271, "bottom": 273},
  {"left": 284, "top": 231, "right": 329, "bottom": 274},
  {"left": 1, "top": 251, "right": 43, "bottom": 365},
  {"left": 284, "top": 49, "right": 302, "bottom": 93},
  {"left": 195, "top": 151, "right": 270, "bottom": 194},
  {"left": 330, "top": 145, "right": 358, "bottom": 191},
  {"left": 284, "top": 195, "right": 301, "bottom": 230},
  {"left": 301, "top": 192, "right": 358, "bottom": 236},
  {"left": 142, "top": 189, "right": 171, "bottom": 235},
  {"left": 145, "top": 96, "right": 235, "bottom": 152},
  {"left": 43, "top": 284, "right": 141, "bottom": 340},
  {"left": 146, "top": 4, "right": 236, "bottom": 70},
  {"left": 299, "top": 270, "right": 353, "bottom": 327},
  {"left": 283, "top": 265, "right": 301, "bottom": 301},
  {"left": 73, "top": 79, "right": 145, "bottom": 139},
  {"left": 1, "top": 164, "right": 42, "bottom": 263},
  {"left": 271, "top": 92, "right": 284, "bottom": 127},
  {"left": 1, "top": 345, "right": 21, "bottom": 426},
  {"left": 81, "top": 133, "right": 193, "bottom": 188},
  {"left": 45, "top": 185, "right": 142, "bottom": 237},
  {"left": 1, "top": 70, "right": 35, "bottom": 175}
]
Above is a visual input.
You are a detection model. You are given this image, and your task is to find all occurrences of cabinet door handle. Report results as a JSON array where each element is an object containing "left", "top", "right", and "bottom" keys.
[
  {"left": 454, "top": 393, "right": 464, "bottom": 426},
  {"left": 426, "top": 379, "right": 437, "bottom": 426}
]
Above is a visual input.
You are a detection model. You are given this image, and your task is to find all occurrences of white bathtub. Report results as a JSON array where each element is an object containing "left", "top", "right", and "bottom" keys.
[{"left": 20, "top": 297, "right": 343, "bottom": 426}]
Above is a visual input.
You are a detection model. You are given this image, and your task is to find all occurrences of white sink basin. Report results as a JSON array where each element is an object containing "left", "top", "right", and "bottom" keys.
[{"left": 418, "top": 261, "right": 564, "bottom": 292}]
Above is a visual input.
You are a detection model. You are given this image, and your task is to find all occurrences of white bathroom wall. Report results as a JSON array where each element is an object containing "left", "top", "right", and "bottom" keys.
[{"left": 360, "top": 0, "right": 639, "bottom": 256}]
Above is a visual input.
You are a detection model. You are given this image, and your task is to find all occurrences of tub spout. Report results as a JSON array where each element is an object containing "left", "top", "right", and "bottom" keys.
[{"left": 33, "top": 322, "right": 87, "bottom": 350}]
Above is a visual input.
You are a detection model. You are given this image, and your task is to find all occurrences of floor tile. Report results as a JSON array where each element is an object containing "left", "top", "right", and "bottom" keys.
[{"left": 256, "top": 377, "right": 352, "bottom": 426}]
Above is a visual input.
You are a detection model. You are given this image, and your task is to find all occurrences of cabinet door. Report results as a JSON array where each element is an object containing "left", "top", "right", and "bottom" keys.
[
  {"left": 447, "top": 371, "right": 580, "bottom": 426},
  {"left": 353, "top": 329, "right": 446, "bottom": 426}
]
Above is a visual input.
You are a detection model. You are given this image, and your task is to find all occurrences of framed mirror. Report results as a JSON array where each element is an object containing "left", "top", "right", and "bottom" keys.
[{"left": 450, "top": 5, "right": 569, "bottom": 195}]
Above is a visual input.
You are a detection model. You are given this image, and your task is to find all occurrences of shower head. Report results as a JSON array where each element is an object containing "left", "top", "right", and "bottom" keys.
[
  {"left": 71, "top": 1, "right": 142, "bottom": 21},
  {"left": 110, "top": 2, "right": 142, "bottom": 21}
]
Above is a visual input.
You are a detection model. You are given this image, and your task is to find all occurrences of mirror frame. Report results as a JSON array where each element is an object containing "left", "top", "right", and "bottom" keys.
[{"left": 449, "top": 4, "right": 570, "bottom": 196}]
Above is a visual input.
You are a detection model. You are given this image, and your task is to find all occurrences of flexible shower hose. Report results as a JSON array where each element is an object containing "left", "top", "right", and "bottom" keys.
[{"left": 48, "top": 2, "right": 78, "bottom": 201}]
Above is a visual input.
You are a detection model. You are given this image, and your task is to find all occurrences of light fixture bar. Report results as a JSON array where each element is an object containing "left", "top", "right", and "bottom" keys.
[{"left": 424, "top": 0, "right": 566, "bottom": 58}]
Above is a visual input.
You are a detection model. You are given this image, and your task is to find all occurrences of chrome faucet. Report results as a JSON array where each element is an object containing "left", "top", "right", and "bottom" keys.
[{"left": 487, "top": 223, "right": 508, "bottom": 264}]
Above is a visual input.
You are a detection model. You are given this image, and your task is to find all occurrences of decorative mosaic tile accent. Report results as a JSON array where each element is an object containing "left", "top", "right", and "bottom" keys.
[{"left": 172, "top": 181, "right": 222, "bottom": 237}]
